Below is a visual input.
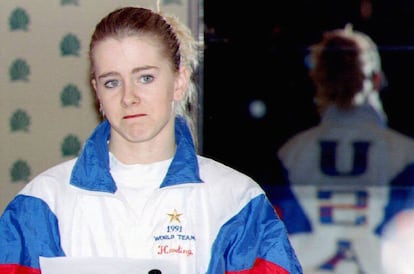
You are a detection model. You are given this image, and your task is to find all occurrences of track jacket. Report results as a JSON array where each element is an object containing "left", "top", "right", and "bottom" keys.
[
  {"left": 0, "top": 116, "right": 302, "bottom": 274},
  {"left": 271, "top": 105, "right": 414, "bottom": 274}
]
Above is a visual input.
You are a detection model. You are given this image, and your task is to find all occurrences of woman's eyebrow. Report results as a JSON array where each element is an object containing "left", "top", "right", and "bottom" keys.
[
  {"left": 132, "top": 65, "right": 158, "bottom": 74},
  {"left": 98, "top": 71, "right": 119, "bottom": 79},
  {"left": 98, "top": 66, "right": 159, "bottom": 79}
]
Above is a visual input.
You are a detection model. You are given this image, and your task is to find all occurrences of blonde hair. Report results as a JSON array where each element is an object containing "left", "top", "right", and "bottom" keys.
[{"left": 161, "top": 12, "right": 202, "bottom": 146}]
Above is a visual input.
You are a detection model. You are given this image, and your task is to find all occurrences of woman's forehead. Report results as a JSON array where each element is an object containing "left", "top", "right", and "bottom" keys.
[{"left": 94, "top": 36, "right": 162, "bottom": 60}]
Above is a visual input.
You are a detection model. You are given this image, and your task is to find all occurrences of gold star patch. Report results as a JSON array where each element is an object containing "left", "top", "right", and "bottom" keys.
[{"left": 167, "top": 209, "right": 182, "bottom": 223}]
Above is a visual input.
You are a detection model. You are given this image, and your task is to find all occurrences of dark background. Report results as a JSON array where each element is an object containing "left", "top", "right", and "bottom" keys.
[{"left": 202, "top": 0, "right": 414, "bottom": 185}]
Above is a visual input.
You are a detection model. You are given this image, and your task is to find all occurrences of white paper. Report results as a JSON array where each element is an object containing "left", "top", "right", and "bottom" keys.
[{"left": 39, "top": 256, "right": 180, "bottom": 274}]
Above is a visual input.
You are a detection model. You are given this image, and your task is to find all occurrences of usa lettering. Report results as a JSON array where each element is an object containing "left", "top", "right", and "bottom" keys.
[{"left": 318, "top": 189, "right": 368, "bottom": 226}]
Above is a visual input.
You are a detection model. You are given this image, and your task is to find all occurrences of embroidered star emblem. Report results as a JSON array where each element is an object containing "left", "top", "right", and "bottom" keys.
[{"left": 167, "top": 209, "right": 182, "bottom": 223}]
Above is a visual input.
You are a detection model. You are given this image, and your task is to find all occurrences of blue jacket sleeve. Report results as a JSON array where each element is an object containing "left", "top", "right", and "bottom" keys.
[
  {"left": 0, "top": 195, "right": 65, "bottom": 271},
  {"left": 207, "top": 194, "right": 303, "bottom": 274},
  {"left": 375, "top": 164, "right": 414, "bottom": 235},
  {"left": 262, "top": 159, "right": 312, "bottom": 235}
]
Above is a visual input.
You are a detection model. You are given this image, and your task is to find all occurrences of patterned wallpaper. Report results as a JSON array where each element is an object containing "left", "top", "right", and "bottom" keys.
[{"left": 0, "top": 0, "right": 195, "bottom": 212}]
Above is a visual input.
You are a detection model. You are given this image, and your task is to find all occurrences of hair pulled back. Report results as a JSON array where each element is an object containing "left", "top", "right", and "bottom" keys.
[{"left": 310, "top": 25, "right": 382, "bottom": 111}]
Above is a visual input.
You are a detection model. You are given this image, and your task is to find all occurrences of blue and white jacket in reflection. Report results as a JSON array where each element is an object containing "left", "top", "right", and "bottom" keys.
[{"left": 271, "top": 105, "right": 414, "bottom": 274}]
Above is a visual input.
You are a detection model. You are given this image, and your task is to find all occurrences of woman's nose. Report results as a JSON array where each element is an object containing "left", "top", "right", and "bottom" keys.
[{"left": 121, "top": 82, "right": 139, "bottom": 107}]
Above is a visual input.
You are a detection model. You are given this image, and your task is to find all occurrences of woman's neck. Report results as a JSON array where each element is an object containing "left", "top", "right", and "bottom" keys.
[{"left": 108, "top": 134, "right": 176, "bottom": 165}]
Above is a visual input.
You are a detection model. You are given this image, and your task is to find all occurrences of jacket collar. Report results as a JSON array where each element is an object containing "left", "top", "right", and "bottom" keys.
[
  {"left": 70, "top": 116, "right": 202, "bottom": 193},
  {"left": 322, "top": 104, "right": 387, "bottom": 128}
]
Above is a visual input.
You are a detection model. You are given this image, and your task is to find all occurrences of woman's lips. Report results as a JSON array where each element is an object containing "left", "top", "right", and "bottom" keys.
[{"left": 123, "top": 114, "right": 146, "bottom": 119}]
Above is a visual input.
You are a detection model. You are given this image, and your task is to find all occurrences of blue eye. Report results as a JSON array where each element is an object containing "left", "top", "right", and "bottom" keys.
[
  {"left": 104, "top": 79, "right": 120, "bottom": 88},
  {"left": 140, "top": 75, "right": 154, "bottom": 84}
]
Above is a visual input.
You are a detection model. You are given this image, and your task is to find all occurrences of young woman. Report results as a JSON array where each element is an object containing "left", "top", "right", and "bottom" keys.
[
  {"left": 274, "top": 25, "right": 414, "bottom": 274},
  {"left": 0, "top": 6, "right": 302, "bottom": 274}
]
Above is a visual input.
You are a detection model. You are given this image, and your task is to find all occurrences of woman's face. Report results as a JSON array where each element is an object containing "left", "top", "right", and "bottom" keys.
[{"left": 91, "top": 35, "right": 188, "bottom": 146}]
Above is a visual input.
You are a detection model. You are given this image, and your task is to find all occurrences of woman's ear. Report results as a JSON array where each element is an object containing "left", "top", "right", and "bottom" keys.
[
  {"left": 372, "top": 71, "right": 384, "bottom": 91},
  {"left": 91, "top": 79, "right": 97, "bottom": 92},
  {"left": 91, "top": 78, "right": 102, "bottom": 101},
  {"left": 174, "top": 67, "right": 190, "bottom": 101}
]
